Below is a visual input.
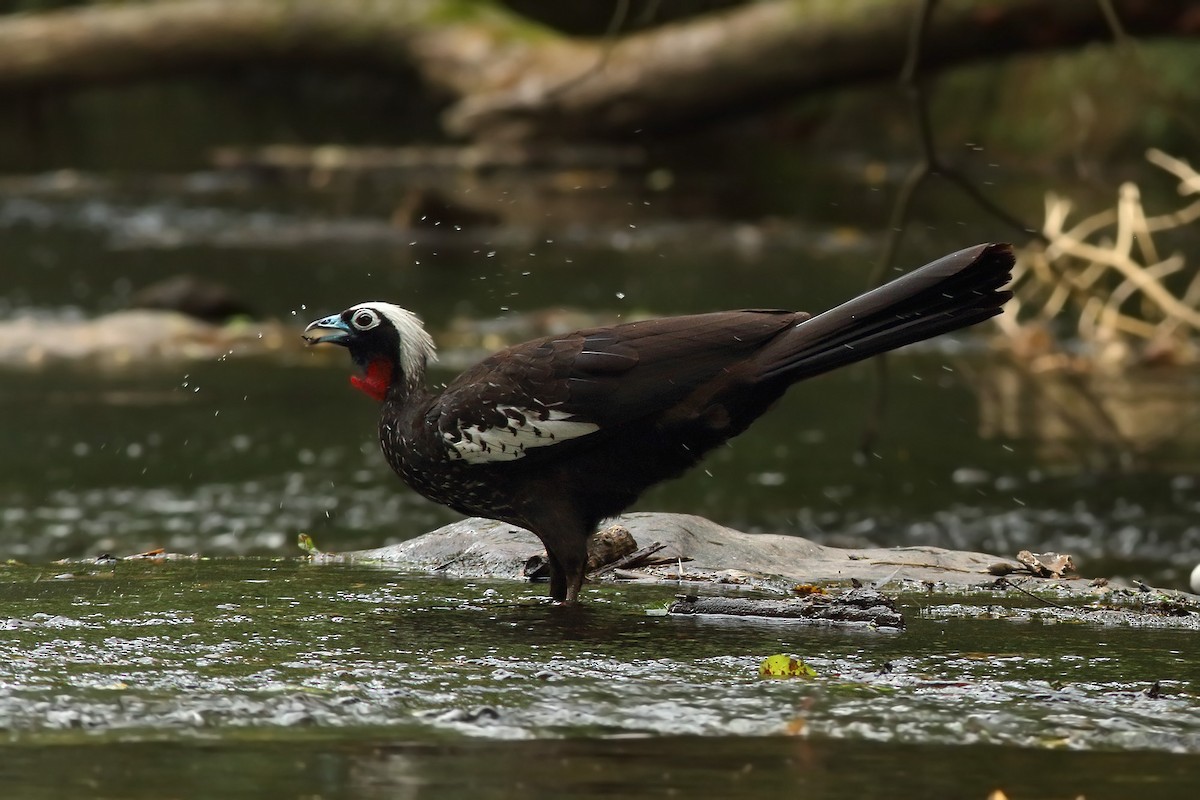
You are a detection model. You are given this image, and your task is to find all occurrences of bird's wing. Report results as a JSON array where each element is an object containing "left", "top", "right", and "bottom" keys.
[{"left": 428, "top": 310, "right": 803, "bottom": 464}]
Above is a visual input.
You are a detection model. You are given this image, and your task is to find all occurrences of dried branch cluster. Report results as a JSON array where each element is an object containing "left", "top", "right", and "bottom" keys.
[{"left": 1003, "top": 149, "right": 1200, "bottom": 368}]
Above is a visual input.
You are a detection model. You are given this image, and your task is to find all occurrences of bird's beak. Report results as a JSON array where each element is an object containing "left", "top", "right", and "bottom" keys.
[{"left": 302, "top": 314, "right": 351, "bottom": 346}]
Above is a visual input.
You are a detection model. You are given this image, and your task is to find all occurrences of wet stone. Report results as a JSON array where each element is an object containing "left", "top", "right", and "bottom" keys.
[{"left": 325, "top": 512, "right": 1200, "bottom": 625}]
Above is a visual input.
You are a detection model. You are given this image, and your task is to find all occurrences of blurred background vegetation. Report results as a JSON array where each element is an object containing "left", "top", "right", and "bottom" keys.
[{"left": 0, "top": 0, "right": 1197, "bottom": 176}]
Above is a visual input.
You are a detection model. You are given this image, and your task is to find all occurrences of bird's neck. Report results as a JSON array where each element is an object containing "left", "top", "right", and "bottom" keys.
[
  {"left": 387, "top": 370, "right": 430, "bottom": 407},
  {"left": 379, "top": 368, "right": 434, "bottom": 438}
]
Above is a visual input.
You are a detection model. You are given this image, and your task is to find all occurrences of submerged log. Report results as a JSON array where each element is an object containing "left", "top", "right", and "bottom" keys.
[{"left": 668, "top": 589, "right": 904, "bottom": 630}]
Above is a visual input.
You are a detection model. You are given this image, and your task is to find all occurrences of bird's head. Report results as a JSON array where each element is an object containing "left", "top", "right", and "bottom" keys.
[{"left": 302, "top": 302, "right": 437, "bottom": 402}]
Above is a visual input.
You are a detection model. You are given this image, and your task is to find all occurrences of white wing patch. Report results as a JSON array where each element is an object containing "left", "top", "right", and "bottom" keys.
[{"left": 444, "top": 406, "right": 599, "bottom": 464}]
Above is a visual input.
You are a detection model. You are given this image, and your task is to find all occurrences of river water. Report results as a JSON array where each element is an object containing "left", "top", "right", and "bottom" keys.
[{"left": 1, "top": 158, "right": 1198, "bottom": 797}]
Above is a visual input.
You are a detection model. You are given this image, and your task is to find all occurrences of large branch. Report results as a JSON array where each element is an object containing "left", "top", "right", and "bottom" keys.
[
  {"left": 448, "top": 0, "right": 1200, "bottom": 140},
  {"left": 0, "top": 0, "right": 545, "bottom": 94},
  {"left": 0, "top": 0, "right": 1197, "bottom": 142}
]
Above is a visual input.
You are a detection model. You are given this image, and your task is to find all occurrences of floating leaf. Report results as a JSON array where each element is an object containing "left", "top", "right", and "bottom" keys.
[
  {"left": 759, "top": 654, "right": 817, "bottom": 679},
  {"left": 792, "top": 583, "right": 827, "bottom": 596}
]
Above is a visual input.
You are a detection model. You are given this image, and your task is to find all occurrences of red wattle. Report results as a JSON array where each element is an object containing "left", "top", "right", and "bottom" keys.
[{"left": 349, "top": 359, "right": 393, "bottom": 402}]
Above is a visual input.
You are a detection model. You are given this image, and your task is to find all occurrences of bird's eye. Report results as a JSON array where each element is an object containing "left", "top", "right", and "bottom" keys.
[{"left": 352, "top": 310, "right": 380, "bottom": 330}]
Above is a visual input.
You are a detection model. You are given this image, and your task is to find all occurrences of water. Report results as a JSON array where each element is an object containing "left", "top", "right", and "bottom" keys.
[
  {"left": 3, "top": 737, "right": 1194, "bottom": 800},
  {"left": 1, "top": 162, "right": 1199, "bottom": 796},
  {"left": 0, "top": 560, "right": 1197, "bottom": 797}
]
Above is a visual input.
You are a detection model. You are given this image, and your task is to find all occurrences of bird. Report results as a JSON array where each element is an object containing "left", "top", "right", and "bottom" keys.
[{"left": 303, "top": 242, "right": 1014, "bottom": 603}]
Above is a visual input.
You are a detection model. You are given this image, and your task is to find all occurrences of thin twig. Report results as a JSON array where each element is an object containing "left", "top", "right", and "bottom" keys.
[
  {"left": 998, "top": 577, "right": 1075, "bottom": 611},
  {"left": 858, "top": 0, "right": 937, "bottom": 457},
  {"left": 588, "top": 541, "right": 668, "bottom": 577},
  {"left": 544, "top": 0, "right": 632, "bottom": 100},
  {"left": 858, "top": 0, "right": 1046, "bottom": 455},
  {"left": 867, "top": 0, "right": 939, "bottom": 292}
]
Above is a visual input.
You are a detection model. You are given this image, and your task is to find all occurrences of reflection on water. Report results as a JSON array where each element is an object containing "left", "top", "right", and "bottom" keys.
[
  {"left": 4, "top": 736, "right": 1198, "bottom": 800},
  {"left": 974, "top": 360, "right": 1200, "bottom": 462}
]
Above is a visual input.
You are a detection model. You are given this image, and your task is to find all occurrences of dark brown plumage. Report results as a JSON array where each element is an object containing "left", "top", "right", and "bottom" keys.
[{"left": 304, "top": 242, "right": 1014, "bottom": 602}]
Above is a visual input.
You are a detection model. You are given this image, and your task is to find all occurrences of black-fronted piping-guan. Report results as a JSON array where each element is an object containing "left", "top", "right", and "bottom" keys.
[{"left": 304, "top": 242, "right": 1014, "bottom": 603}]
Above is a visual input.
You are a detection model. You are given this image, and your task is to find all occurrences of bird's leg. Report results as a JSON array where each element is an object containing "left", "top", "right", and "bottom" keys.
[
  {"left": 558, "top": 541, "right": 586, "bottom": 604},
  {"left": 527, "top": 505, "right": 590, "bottom": 604},
  {"left": 545, "top": 541, "right": 586, "bottom": 603},
  {"left": 547, "top": 551, "right": 567, "bottom": 602}
]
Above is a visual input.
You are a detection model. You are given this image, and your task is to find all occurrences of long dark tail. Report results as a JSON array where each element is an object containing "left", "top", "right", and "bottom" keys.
[{"left": 755, "top": 242, "right": 1014, "bottom": 382}]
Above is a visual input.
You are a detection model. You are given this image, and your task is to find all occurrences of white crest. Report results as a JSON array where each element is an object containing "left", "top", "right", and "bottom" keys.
[
  {"left": 444, "top": 406, "right": 599, "bottom": 464},
  {"left": 349, "top": 301, "right": 438, "bottom": 379}
]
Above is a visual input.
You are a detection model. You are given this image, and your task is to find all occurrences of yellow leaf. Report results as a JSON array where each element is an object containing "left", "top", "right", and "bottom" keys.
[{"left": 759, "top": 654, "right": 817, "bottom": 679}]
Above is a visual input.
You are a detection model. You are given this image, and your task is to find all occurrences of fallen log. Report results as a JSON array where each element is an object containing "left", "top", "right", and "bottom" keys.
[{"left": 0, "top": 0, "right": 1197, "bottom": 141}]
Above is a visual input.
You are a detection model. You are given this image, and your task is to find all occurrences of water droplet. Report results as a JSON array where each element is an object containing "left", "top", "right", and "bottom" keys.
[{"left": 615, "top": 292, "right": 626, "bottom": 300}]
